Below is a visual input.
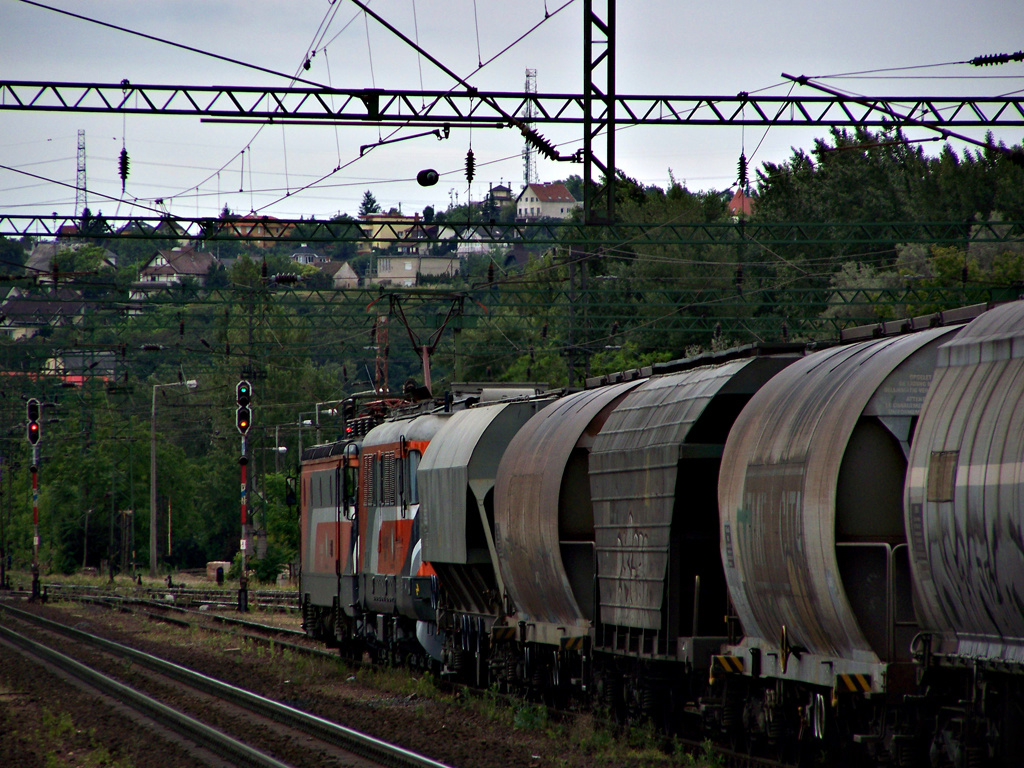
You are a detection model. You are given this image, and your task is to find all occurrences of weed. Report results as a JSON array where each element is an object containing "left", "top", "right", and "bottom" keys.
[
  {"left": 41, "top": 708, "right": 74, "bottom": 740},
  {"left": 513, "top": 703, "right": 548, "bottom": 730}
]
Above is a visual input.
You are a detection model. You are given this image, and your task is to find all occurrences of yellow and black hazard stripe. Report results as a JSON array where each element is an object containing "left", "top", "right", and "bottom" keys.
[
  {"left": 560, "top": 636, "right": 587, "bottom": 652},
  {"left": 713, "top": 655, "right": 745, "bottom": 674},
  {"left": 491, "top": 625, "right": 517, "bottom": 641},
  {"left": 708, "top": 655, "right": 744, "bottom": 685},
  {"left": 834, "top": 673, "right": 872, "bottom": 693}
]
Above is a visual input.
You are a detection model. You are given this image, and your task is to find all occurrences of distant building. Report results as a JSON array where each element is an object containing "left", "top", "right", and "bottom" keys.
[
  {"left": 25, "top": 243, "right": 61, "bottom": 276},
  {"left": 490, "top": 184, "right": 513, "bottom": 205},
  {"left": 0, "top": 287, "right": 88, "bottom": 340},
  {"left": 43, "top": 350, "right": 116, "bottom": 383},
  {"left": 727, "top": 188, "right": 754, "bottom": 218},
  {"left": 358, "top": 210, "right": 423, "bottom": 254},
  {"left": 372, "top": 254, "right": 458, "bottom": 287},
  {"left": 320, "top": 260, "right": 360, "bottom": 289},
  {"left": 24, "top": 241, "right": 117, "bottom": 281},
  {"left": 137, "top": 246, "right": 218, "bottom": 286},
  {"left": 456, "top": 226, "right": 511, "bottom": 258},
  {"left": 515, "top": 182, "right": 581, "bottom": 221},
  {"left": 221, "top": 215, "right": 294, "bottom": 249},
  {"left": 290, "top": 244, "right": 323, "bottom": 265}
]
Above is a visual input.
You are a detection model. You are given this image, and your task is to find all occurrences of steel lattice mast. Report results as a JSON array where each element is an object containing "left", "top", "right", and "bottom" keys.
[{"left": 75, "top": 129, "right": 87, "bottom": 218}]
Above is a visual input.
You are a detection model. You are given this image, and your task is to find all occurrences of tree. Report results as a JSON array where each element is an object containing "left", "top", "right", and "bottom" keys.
[
  {"left": 0, "top": 236, "right": 29, "bottom": 275},
  {"left": 359, "top": 190, "right": 381, "bottom": 216}
]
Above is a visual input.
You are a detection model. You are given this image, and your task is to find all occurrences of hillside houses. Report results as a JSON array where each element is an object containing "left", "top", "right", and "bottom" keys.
[{"left": 0, "top": 286, "right": 88, "bottom": 340}]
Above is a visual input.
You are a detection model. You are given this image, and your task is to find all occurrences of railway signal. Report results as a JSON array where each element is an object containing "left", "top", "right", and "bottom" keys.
[
  {"left": 235, "top": 379, "right": 252, "bottom": 612},
  {"left": 236, "top": 406, "right": 251, "bottom": 435},
  {"left": 236, "top": 380, "right": 252, "bottom": 436},
  {"left": 236, "top": 380, "right": 251, "bottom": 407},
  {"left": 26, "top": 398, "right": 40, "bottom": 445}
]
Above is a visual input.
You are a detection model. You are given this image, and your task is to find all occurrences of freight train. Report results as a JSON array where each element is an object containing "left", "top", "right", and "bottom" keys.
[{"left": 299, "top": 299, "right": 1024, "bottom": 767}]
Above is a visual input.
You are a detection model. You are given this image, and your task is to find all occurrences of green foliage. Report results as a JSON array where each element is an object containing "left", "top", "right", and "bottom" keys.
[
  {"left": 359, "top": 190, "right": 381, "bottom": 216},
  {"left": 513, "top": 703, "right": 548, "bottom": 730},
  {"left": 53, "top": 245, "right": 110, "bottom": 274},
  {"left": 0, "top": 235, "right": 30, "bottom": 275}
]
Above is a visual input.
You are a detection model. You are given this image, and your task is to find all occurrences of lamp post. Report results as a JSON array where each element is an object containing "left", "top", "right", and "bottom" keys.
[{"left": 150, "top": 379, "right": 197, "bottom": 578}]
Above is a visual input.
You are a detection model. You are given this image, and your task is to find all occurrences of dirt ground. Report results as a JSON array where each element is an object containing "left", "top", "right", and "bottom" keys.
[{"left": 0, "top": 592, "right": 707, "bottom": 768}]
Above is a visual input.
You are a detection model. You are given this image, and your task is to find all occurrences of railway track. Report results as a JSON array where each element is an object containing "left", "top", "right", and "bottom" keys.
[
  {"left": 1, "top": 593, "right": 799, "bottom": 767},
  {"left": 27, "top": 582, "right": 300, "bottom": 612},
  {"left": 0, "top": 604, "right": 454, "bottom": 768},
  {"left": 15, "top": 585, "right": 343, "bottom": 664}
]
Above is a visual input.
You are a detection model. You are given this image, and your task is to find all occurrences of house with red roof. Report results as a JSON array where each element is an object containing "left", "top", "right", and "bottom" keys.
[
  {"left": 727, "top": 188, "right": 754, "bottom": 219},
  {"left": 515, "top": 182, "right": 581, "bottom": 221}
]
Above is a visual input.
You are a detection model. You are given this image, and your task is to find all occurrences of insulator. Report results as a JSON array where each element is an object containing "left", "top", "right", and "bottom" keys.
[
  {"left": 541, "top": 322, "right": 548, "bottom": 339},
  {"left": 970, "top": 50, "right": 1024, "bottom": 67},
  {"left": 261, "top": 260, "right": 268, "bottom": 278},
  {"left": 522, "top": 126, "right": 559, "bottom": 160},
  {"left": 487, "top": 261, "right": 494, "bottom": 283},
  {"left": 118, "top": 147, "right": 130, "bottom": 192},
  {"left": 734, "top": 265, "right": 744, "bottom": 296},
  {"left": 961, "top": 264, "right": 969, "bottom": 285},
  {"left": 179, "top": 320, "right": 185, "bottom": 337},
  {"left": 465, "top": 149, "right": 475, "bottom": 184},
  {"left": 781, "top": 321, "right": 789, "bottom": 342},
  {"left": 738, "top": 152, "right": 748, "bottom": 188}
]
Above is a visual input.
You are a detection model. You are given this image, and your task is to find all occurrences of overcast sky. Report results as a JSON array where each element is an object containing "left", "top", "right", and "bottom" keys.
[{"left": 3, "top": 0, "right": 1024, "bottom": 223}]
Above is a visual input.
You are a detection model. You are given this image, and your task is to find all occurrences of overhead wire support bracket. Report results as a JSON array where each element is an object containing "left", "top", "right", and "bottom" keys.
[
  {"left": 781, "top": 73, "right": 1009, "bottom": 155},
  {"left": 359, "top": 124, "right": 449, "bottom": 156},
  {"left": 343, "top": 0, "right": 570, "bottom": 163}
]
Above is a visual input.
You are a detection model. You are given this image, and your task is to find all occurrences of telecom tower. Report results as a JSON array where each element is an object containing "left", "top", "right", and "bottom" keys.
[
  {"left": 75, "top": 129, "right": 87, "bottom": 217},
  {"left": 522, "top": 69, "right": 538, "bottom": 189}
]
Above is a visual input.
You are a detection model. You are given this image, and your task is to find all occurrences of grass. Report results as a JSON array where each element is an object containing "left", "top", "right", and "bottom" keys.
[{"left": 36, "top": 707, "right": 134, "bottom": 768}]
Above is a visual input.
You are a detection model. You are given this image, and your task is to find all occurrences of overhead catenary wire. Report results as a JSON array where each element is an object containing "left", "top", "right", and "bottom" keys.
[
  {"left": 250, "top": 2, "right": 573, "bottom": 213},
  {"left": 13, "top": 0, "right": 575, "bottom": 217}
]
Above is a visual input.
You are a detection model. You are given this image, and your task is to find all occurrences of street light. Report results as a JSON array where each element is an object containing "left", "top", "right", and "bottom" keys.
[{"left": 150, "top": 379, "right": 198, "bottom": 578}]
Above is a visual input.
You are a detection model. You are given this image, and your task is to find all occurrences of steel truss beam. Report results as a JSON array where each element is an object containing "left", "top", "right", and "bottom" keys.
[
  {"left": 4, "top": 214, "right": 1022, "bottom": 246},
  {"left": 584, "top": 0, "right": 615, "bottom": 225},
  {"left": 4, "top": 80, "right": 1024, "bottom": 128}
]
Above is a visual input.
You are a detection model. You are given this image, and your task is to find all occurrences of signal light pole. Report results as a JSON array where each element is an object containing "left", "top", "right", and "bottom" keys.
[
  {"left": 236, "top": 380, "right": 252, "bottom": 613},
  {"left": 150, "top": 380, "right": 197, "bottom": 579},
  {"left": 26, "top": 398, "right": 41, "bottom": 601}
]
